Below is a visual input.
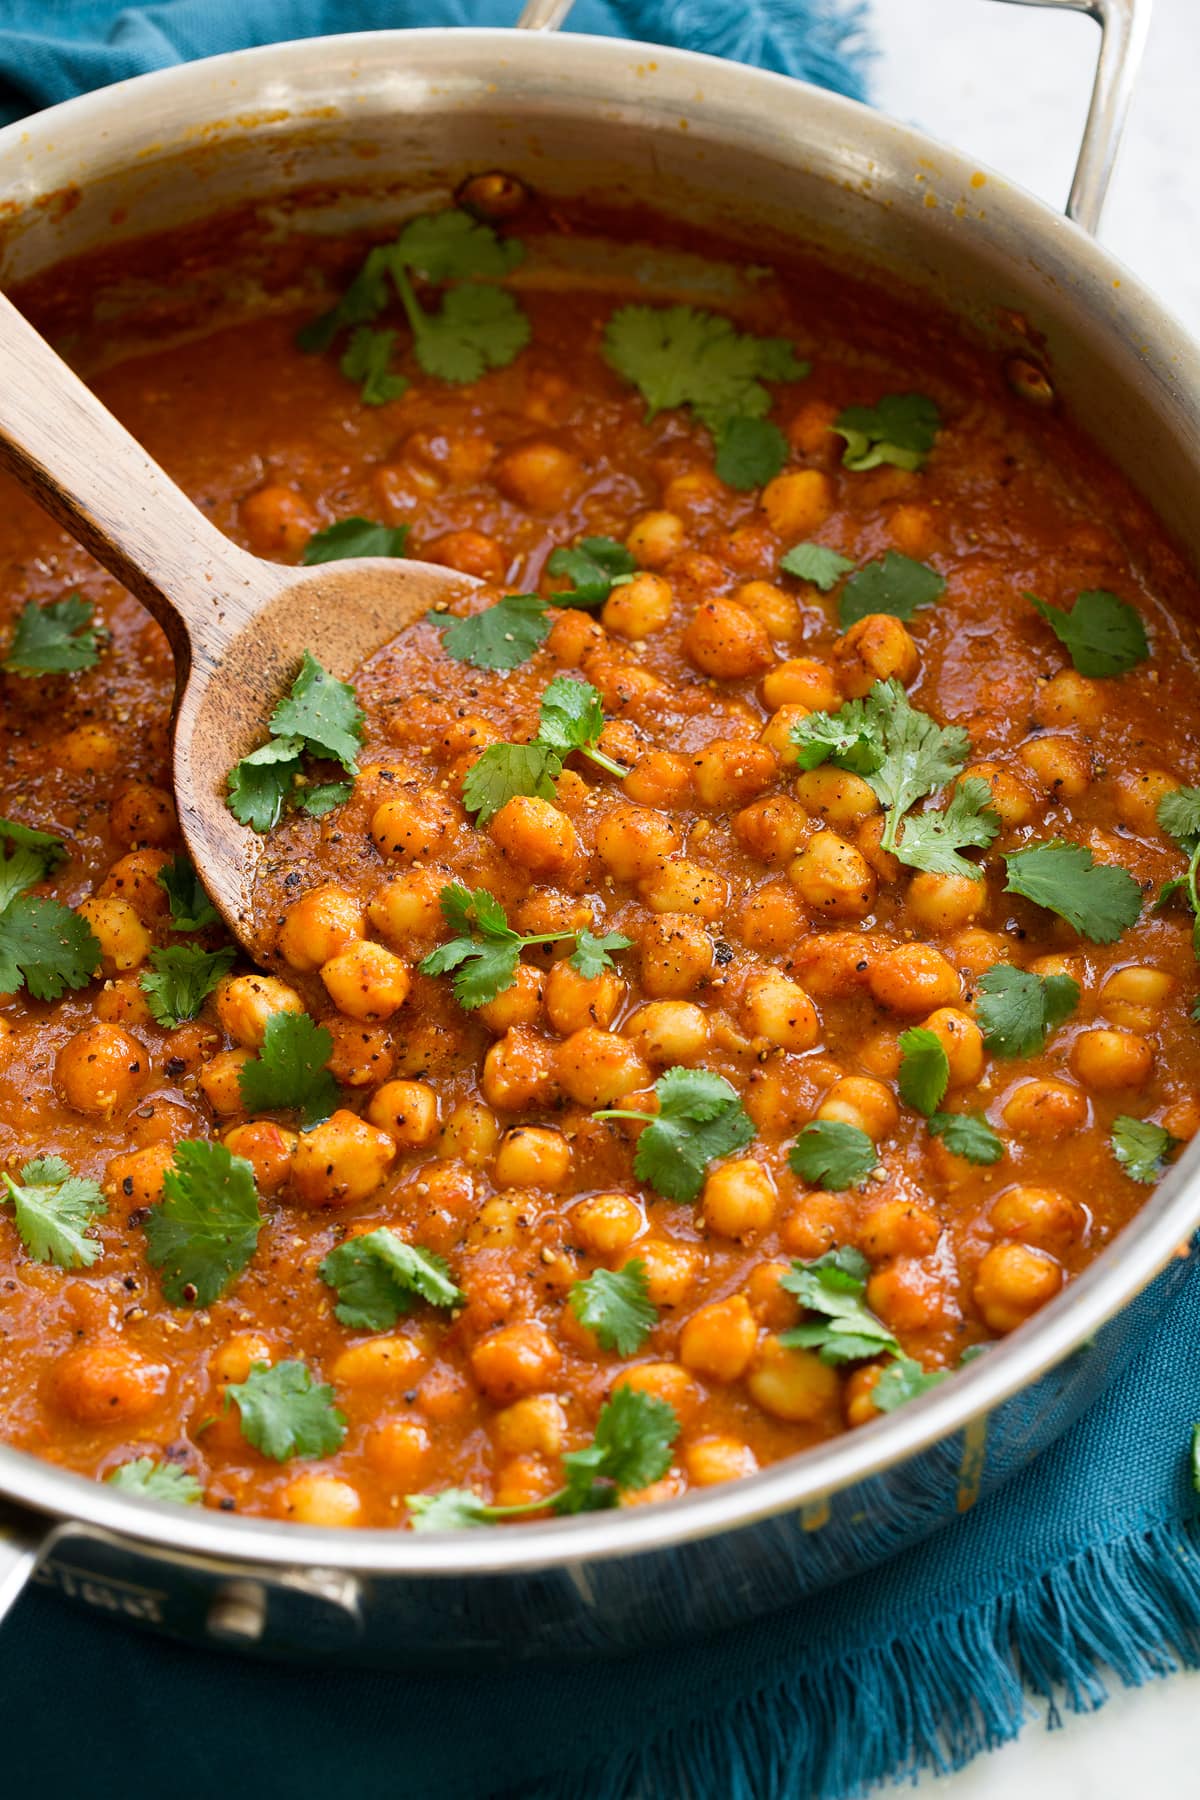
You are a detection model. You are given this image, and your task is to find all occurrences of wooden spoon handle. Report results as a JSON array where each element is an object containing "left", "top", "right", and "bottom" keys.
[{"left": 0, "top": 290, "right": 282, "bottom": 668}]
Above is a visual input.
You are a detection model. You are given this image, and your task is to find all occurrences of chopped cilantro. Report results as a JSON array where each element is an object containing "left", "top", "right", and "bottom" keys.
[
  {"left": 975, "top": 964, "right": 1080, "bottom": 1058},
  {"left": 1156, "top": 787, "right": 1200, "bottom": 958},
  {"left": 339, "top": 326, "right": 409, "bottom": 405},
  {"left": 832, "top": 392, "right": 941, "bottom": 472},
  {"left": 302, "top": 517, "right": 410, "bottom": 564},
  {"left": 140, "top": 944, "right": 236, "bottom": 1028},
  {"left": 238, "top": 1012, "right": 340, "bottom": 1128},
  {"left": 0, "top": 817, "right": 66, "bottom": 913},
  {"left": 1027, "top": 589, "right": 1149, "bottom": 677},
  {"left": 1, "top": 1155, "right": 106, "bottom": 1268},
  {"left": 839, "top": 552, "right": 946, "bottom": 627},
  {"left": 460, "top": 743, "right": 560, "bottom": 827},
  {"left": 873, "top": 1356, "right": 949, "bottom": 1411},
  {"left": 143, "top": 1140, "right": 263, "bottom": 1307},
  {"left": 571, "top": 929, "right": 632, "bottom": 980},
  {"left": 895, "top": 777, "right": 1000, "bottom": 880},
  {"left": 1003, "top": 840, "right": 1142, "bottom": 944},
  {"left": 594, "top": 1067, "right": 755, "bottom": 1204},
  {"left": 406, "top": 1488, "right": 498, "bottom": 1531},
  {"left": 537, "top": 675, "right": 629, "bottom": 778},
  {"left": 787, "top": 1120, "right": 878, "bottom": 1190},
  {"left": 225, "top": 1359, "right": 346, "bottom": 1462},
  {"left": 569, "top": 1260, "right": 658, "bottom": 1355},
  {"left": 547, "top": 537, "right": 637, "bottom": 608},
  {"left": 780, "top": 542, "right": 854, "bottom": 592},
  {"left": 927, "top": 1111, "right": 1004, "bottom": 1165},
  {"left": 158, "top": 853, "right": 220, "bottom": 931},
  {"left": 319, "top": 1227, "right": 462, "bottom": 1330},
  {"left": 404, "top": 282, "right": 531, "bottom": 384},
  {"left": 105, "top": 1458, "right": 203, "bottom": 1504},
  {"left": 2, "top": 593, "right": 101, "bottom": 676},
  {"left": 298, "top": 779, "right": 354, "bottom": 819},
  {"left": 897, "top": 1026, "right": 950, "bottom": 1117},
  {"left": 0, "top": 895, "right": 101, "bottom": 999},
  {"left": 419, "top": 882, "right": 629, "bottom": 1010},
  {"left": 226, "top": 651, "right": 364, "bottom": 833},
  {"left": 430, "top": 594, "right": 551, "bottom": 672},
  {"left": 779, "top": 1248, "right": 900, "bottom": 1364},
  {"left": 713, "top": 416, "right": 790, "bottom": 489},
  {"left": 1111, "top": 1115, "right": 1180, "bottom": 1185},
  {"left": 226, "top": 737, "right": 305, "bottom": 834}
]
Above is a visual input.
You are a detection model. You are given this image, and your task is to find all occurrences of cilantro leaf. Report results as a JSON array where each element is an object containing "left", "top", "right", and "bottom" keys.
[
  {"left": 140, "top": 944, "right": 236, "bottom": 1028},
  {"left": 547, "top": 537, "right": 637, "bottom": 608},
  {"left": 106, "top": 1458, "right": 203, "bottom": 1504},
  {"left": 1, "top": 1155, "right": 106, "bottom": 1267},
  {"left": 569, "top": 1260, "right": 658, "bottom": 1355},
  {"left": 570, "top": 929, "right": 632, "bottom": 979},
  {"left": 238, "top": 1012, "right": 340, "bottom": 1128},
  {"left": 556, "top": 1387, "right": 678, "bottom": 1513},
  {"left": 143, "top": 1140, "right": 262, "bottom": 1306},
  {"left": 713, "top": 416, "right": 789, "bottom": 490},
  {"left": 339, "top": 326, "right": 409, "bottom": 405},
  {"left": 898, "top": 1026, "right": 950, "bottom": 1116},
  {"left": 303, "top": 517, "right": 410, "bottom": 565},
  {"left": 408, "top": 283, "right": 530, "bottom": 383},
  {"left": 779, "top": 1248, "right": 900, "bottom": 1364},
  {"left": 431, "top": 595, "right": 551, "bottom": 672},
  {"left": 0, "top": 895, "right": 101, "bottom": 999},
  {"left": 297, "top": 243, "right": 399, "bottom": 353},
  {"left": 780, "top": 542, "right": 855, "bottom": 592},
  {"left": 840, "top": 552, "right": 946, "bottom": 627},
  {"left": 0, "top": 817, "right": 66, "bottom": 913},
  {"left": 2, "top": 593, "right": 100, "bottom": 675},
  {"left": 225, "top": 1359, "right": 346, "bottom": 1462},
  {"left": 226, "top": 737, "right": 305, "bottom": 833},
  {"left": 787, "top": 1120, "right": 878, "bottom": 1190},
  {"left": 595, "top": 1067, "right": 755, "bottom": 1203},
  {"left": 1158, "top": 787, "right": 1200, "bottom": 848},
  {"left": 1003, "top": 840, "right": 1142, "bottom": 944},
  {"left": 1111, "top": 1115, "right": 1180, "bottom": 1184},
  {"left": 461, "top": 741, "right": 561, "bottom": 827},
  {"left": 873, "top": 1356, "right": 950, "bottom": 1411},
  {"left": 269, "top": 650, "right": 364, "bottom": 773},
  {"left": 975, "top": 964, "right": 1080, "bottom": 1058},
  {"left": 319, "top": 1227, "right": 463, "bottom": 1330},
  {"left": 1028, "top": 590, "right": 1149, "bottom": 677},
  {"left": 158, "top": 854, "right": 220, "bottom": 931},
  {"left": 537, "top": 675, "right": 627, "bottom": 777},
  {"left": 895, "top": 777, "right": 1000, "bottom": 879},
  {"left": 927, "top": 1111, "right": 1004, "bottom": 1164},
  {"left": 407, "top": 1488, "right": 496, "bottom": 1532},
  {"left": 298, "top": 780, "right": 354, "bottom": 819},
  {"left": 394, "top": 207, "right": 526, "bottom": 283},
  {"left": 420, "top": 883, "right": 627, "bottom": 1009},
  {"left": 832, "top": 393, "right": 941, "bottom": 472}
]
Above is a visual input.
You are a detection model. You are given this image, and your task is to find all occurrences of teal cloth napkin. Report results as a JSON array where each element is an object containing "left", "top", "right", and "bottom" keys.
[{"left": 4, "top": 8, "right": 1200, "bottom": 1798}]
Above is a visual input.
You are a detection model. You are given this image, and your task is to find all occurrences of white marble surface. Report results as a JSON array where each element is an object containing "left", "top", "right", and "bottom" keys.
[{"left": 865, "top": 2, "right": 1200, "bottom": 1792}]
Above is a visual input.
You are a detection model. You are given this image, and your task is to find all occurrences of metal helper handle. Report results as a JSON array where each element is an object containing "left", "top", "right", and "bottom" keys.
[{"left": 515, "top": 0, "right": 1151, "bottom": 236}]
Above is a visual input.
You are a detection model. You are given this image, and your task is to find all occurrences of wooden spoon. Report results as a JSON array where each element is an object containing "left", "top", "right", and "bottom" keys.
[{"left": 0, "top": 290, "right": 474, "bottom": 949}]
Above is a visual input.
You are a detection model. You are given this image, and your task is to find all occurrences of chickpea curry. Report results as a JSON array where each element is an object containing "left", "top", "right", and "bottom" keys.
[{"left": 2, "top": 182, "right": 1200, "bottom": 1532}]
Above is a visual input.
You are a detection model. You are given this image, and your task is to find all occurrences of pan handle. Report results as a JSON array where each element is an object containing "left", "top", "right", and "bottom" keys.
[
  {"left": 0, "top": 1498, "right": 49, "bottom": 1623},
  {"left": 515, "top": 0, "right": 1150, "bottom": 237}
]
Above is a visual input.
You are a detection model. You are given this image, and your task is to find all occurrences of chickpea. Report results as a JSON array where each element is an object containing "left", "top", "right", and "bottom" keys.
[
  {"left": 320, "top": 940, "right": 411, "bottom": 1022},
  {"left": 832, "top": 614, "right": 918, "bottom": 698},
  {"left": 546, "top": 608, "right": 606, "bottom": 668},
  {"left": 691, "top": 740, "right": 776, "bottom": 808},
  {"left": 277, "top": 885, "right": 365, "bottom": 972},
  {"left": 55, "top": 722, "right": 121, "bottom": 775},
  {"left": 239, "top": 483, "right": 317, "bottom": 557},
  {"left": 868, "top": 944, "right": 961, "bottom": 1013},
  {"left": 105, "top": 789, "right": 175, "bottom": 858},
  {"left": 1101, "top": 965, "right": 1172, "bottom": 1033},
  {"left": 54, "top": 1341, "right": 167, "bottom": 1424},
  {"left": 974, "top": 1242, "right": 1063, "bottom": 1333},
  {"left": 737, "top": 883, "right": 808, "bottom": 951},
  {"left": 638, "top": 914, "right": 714, "bottom": 997},
  {"left": 209, "top": 1333, "right": 275, "bottom": 1387},
  {"left": 678, "top": 1295, "right": 759, "bottom": 1382},
  {"left": 992, "top": 1185, "right": 1085, "bottom": 1254},
  {"left": 275, "top": 1474, "right": 363, "bottom": 1528},
  {"left": 370, "top": 791, "right": 457, "bottom": 860},
  {"left": 639, "top": 858, "right": 728, "bottom": 920},
  {"left": 626, "top": 509, "right": 686, "bottom": 569},
  {"left": 439, "top": 1099, "right": 500, "bottom": 1167},
  {"left": 1114, "top": 768, "right": 1181, "bottom": 834},
  {"left": 747, "top": 1336, "right": 840, "bottom": 1422},
  {"left": 1002, "top": 1078, "right": 1089, "bottom": 1138},
  {"left": 888, "top": 503, "right": 936, "bottom": 559},
  {"left": 481, "top": 1028, "right": 556, "bottom": 1110},
  {"left": 613, "top": 1361, "right": 701, "bottom": 1422},
  {"left": 216, "top": 973, "right": 304, "bottom": 1049},
  {"left": 629, "top": 1238, "right": 701, "bottom": 1307},
  {"left": 780, "top": 1191, "right": 855, "bottom": 1259},
  {"left": 702, "top": 1158, "right": 776, "bottom": 1238},
  {"left": 623, "top": 750, "right": 692, "bottom": 809},
  {"left": 685, "top": 1437, "right": 759, "bottom": 1485},
  {"left": 733, "top": 795, "right": 808, "bottom": 866},
  {"left": 762, "top": 658, "right": 840, "bottom": 712},
  {"left": 817, "top": 1075, "right": 898, "bottom": 1141},
  {"left": 735, "top": 579, "right": 802, "bottom": 644},
  {"left": 603, "top": 572, "right": 674, "bottom": 639},
  {"left": 789, "top": 930, "right": 874, "bottom": 998},
  {"left": 574, "top": 1191, "right": 644, "bottom": 1255},
  {"left": 756, "top": 705, "right": 808, "bottom": 768},
  {"left": 466, "top": 1195, "right": 531, "bottom": 1251},
  {"left": 789, "top": 831, "right": 876, "bottom": 918},
  {"left": 1031, "top": 669, "right": 1103, "bottom": 730},
  {"left": 623, "top": 1000, "right": 710, "bottom": 1066},
  {"left": 743, "top": 970, "right": 820, "bottom": 1051},
  {"left": 760, "top": 468, "right": 833, "bottom": 538},
  {"left": 331, "top": 1334, "right": 426, "bottom": 1389},
  {"left": 97, "top": 848, "right": 172, "bottom": 922},
  {"left": 556, "top": 1026, "right": 648, "bottom": 1107},
  {"left": 289, "top": 1109, "right": 396, "bottom": 1207},
  {"left": 494, "top": 1395, "right": 567, "bottom": 1458},
  {"left": 794, "top": 767, "right": 879, "bottom": 828},
  {"left": 490, "top": 795, "right": 580, "bottom": 877},
  {"left": 913, "top": 1006, "right": 983, "bottom": 1089},
  {"left": 104, "top": 1140, "right": 174, "bottom": 1211},
  {"left": 949, "top": 926, "right": 1012, "bottom": 977},
  {"left": 544, "top": 960, "right": 623, "bottom": 1035},
  {"left": 493, "top": 1126, "right": 571, "bottom": 1191},
  {"left": 682, "top": 598, "right": 775, "bottom": 679},
  {"left": 962, "top": 761, "right": 1036, "bottom": 830},
  {"left": 844, "top": 1363, "right": 885, "bottom": 1429},
  {"left": 866, "top": 1263, "right": 944, "bottom": 1334},
  {"left": 364, "top": 1079, "right": 439, "bottom": 1147},
  {"left": 55, "top": 1023, "right": 146, "bottom": 1119},
  {"left": 365, "top": 1417, "right": 430, "bottom": 1488},
  {"left": 860, "top": 1197, "right": 940, "bottom": 1259},
  {"left": 474, "top": 963, "right": 544, "bottom": 1035},
  {"left": 199, "top": 1047, "right": 253, "bottom": 1116},
  {"left": 493, "top": 440, "right": 583, "bottom": 512},
  {"left": 222, "top": 1120, "right": 297, "bottom": 1194},
  {"left": 1070, "top": 1028, "right": 1154, "bottom": 1091},
  {"left": 1019, "top": 735, "right": 1090, "bottom": 801},
  {"left": 595, "top": 803, "right": 681, "bottom": 880},
  {"left": 367, "top": 870, "right": 446, "bottom": 947},
  {"left": 471, "top": 1321, "right": 561, "bottom": 1403},
  {"left": 76, "top": 896, "right": 151, "bottom": 976}
]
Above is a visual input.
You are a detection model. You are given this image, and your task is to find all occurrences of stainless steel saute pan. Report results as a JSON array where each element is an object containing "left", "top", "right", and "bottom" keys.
[{"left": 0, "top": 0, "right": 1193, "bottom": 1667}]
